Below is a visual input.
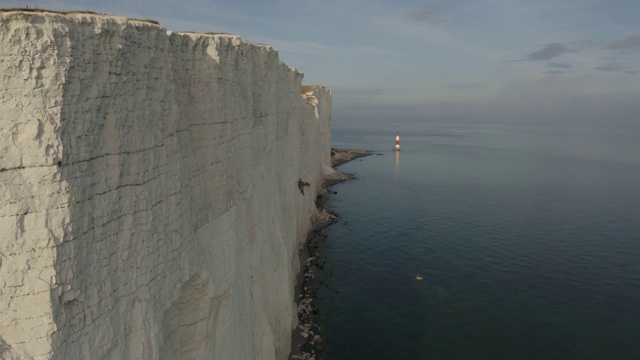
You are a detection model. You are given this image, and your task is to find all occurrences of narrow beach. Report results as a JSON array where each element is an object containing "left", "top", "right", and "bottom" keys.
[{"left": 289, "top": 148, "right": 371, "bottom": 360}]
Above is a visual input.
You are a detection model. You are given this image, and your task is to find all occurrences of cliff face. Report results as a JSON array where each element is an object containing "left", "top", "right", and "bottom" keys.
[{"left": 0, "top": 11, "right": 331, "bottom": 360}]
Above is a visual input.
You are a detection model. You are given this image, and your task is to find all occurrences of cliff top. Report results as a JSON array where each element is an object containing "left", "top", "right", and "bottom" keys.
[
  {"left": 0, "top": 8, "right": 277, "bottom": 53},
  {"left": 0, "top": 7, "right": 327, "bottom": 94},
  {"left": 0, "top": 7, "right": 161, "bottom": 25},
  {"left": 0, "top": 8, "right": 288, "bottom": 50}
]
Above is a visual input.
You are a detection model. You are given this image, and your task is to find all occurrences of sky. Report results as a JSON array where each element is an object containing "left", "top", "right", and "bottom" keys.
[{"left": 2, "top": 0, "right": 639, "bottom": 125}]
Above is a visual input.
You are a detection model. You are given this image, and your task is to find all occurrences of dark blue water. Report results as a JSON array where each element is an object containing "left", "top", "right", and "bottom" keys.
[{"left": 314, "top": 122, "right": 640, "bottom": 359}]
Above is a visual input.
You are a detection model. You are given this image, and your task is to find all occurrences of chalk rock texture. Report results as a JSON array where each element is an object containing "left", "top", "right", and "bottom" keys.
[{"left": 0, "top": 11, "right": 331, "bottom": 360}]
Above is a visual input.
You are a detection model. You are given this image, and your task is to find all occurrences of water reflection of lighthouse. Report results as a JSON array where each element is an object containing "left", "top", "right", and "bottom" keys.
[{"left": 394, "top": 132, "right": 401, "bottom": 151}]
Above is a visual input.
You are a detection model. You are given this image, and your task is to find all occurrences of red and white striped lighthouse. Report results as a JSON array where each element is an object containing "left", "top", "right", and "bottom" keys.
[{"left": 394, "top": 132, "right": 400, "bottom": 151}]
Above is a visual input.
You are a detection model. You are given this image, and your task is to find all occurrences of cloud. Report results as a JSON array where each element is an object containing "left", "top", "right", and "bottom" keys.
[
  {"left": 594, "top": 62, "right": 638, "bottom": 75},
  {"left": 506, "top": 43, "right": 581, "bottom": 63},
  {"left": 407, "top": 4, "right": 444, "bottom": 24},
  {"left": 605, "top": 33, "right": 640, "bottom": 51},
  {"left": 448, "top": 82, "right": 484, "bottom": 90},
  {"left": 526, "top": 43, "right": 577, "bottom": 61}
]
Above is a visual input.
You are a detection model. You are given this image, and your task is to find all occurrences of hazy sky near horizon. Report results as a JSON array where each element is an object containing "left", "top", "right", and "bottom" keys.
[{"left": 2, "top": 0, "right": 639, "bottom": 124}]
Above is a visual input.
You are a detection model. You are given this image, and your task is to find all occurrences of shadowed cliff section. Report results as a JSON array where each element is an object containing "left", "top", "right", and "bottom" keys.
[{"left": 0, "top": 10, "right": 332, "bottom": 360}]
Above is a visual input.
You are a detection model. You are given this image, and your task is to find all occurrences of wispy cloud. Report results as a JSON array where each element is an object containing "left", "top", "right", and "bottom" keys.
[
  {"left": 506, "top": 42, "right": 587, "bottom": 63},
  {"left": 544, "top": 62, "right": 572, "bottom": 75},
  {"left": 407, "top": 4, "right": 444, "bottom": 24},
  {"left": 605, "top": 33, "right": 640, "bottom": 51},
  {"left": 525, "top": 42, "right": 578, "bottom": 61},
  {"left": 594, "top": 62, "right": 637, "bottom": 75}
]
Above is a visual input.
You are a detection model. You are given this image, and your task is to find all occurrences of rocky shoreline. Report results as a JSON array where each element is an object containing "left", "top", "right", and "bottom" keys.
[{"left": 289, "top": 148, "right": 371, "bottom": 360}]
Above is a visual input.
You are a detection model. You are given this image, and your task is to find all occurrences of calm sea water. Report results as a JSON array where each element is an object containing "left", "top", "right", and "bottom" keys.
[{"left": 313, "top": 121, "right": 640, "bottom": 359}]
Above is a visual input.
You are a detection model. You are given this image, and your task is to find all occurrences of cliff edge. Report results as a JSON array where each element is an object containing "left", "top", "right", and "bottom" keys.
[{"left": 0, "top": 10, "right": 331, "bottom": 360}]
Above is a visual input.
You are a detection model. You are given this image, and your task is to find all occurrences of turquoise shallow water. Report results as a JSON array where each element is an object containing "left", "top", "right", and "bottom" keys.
[{"left": 313, "top": 122, "right": 640, "bottom": 359}]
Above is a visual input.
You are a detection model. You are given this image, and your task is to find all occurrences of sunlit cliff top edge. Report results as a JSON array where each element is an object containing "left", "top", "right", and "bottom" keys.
[{"left": 0, "top": 7, "right": 330, "bottom": 93}]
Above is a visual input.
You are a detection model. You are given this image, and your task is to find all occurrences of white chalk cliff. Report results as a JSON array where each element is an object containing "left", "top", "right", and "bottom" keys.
[{"left": 0, "top": 10, "right": 331, "bottom": 360}]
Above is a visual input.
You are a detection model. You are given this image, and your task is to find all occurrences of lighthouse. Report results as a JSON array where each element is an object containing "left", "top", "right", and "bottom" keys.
[{"left": 394, "top": 132, "right": 400, "bottom": 151}]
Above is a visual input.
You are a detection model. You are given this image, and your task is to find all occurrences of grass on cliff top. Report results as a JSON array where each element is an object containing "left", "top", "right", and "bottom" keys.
[
  {"left": 0, "top": 8, "right": 99, "bottom": 14},
  {"left": 0, "top": 8, "right": 160, "bottom": 25}
]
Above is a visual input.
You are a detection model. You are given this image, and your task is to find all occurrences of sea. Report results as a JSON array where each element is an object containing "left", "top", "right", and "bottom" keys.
[{"left": 312, "top": 121, "right": 640, "bottom": 359}]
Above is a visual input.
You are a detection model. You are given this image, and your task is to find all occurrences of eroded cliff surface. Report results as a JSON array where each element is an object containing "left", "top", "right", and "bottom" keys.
[{"left": 0, "top": 11, "right": 331, "bottom": 360}]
